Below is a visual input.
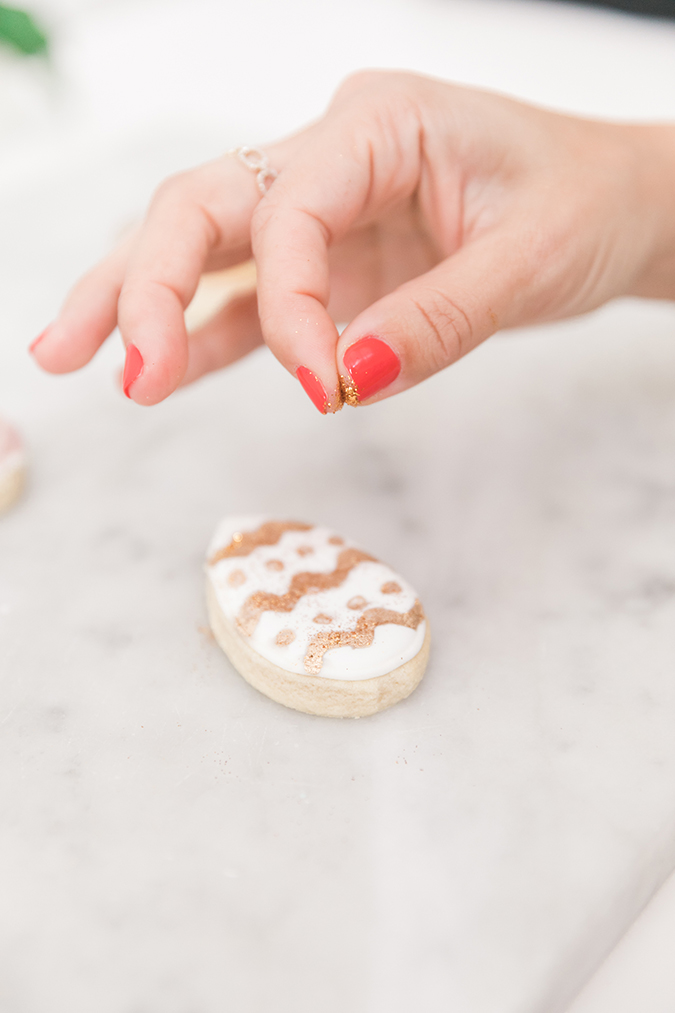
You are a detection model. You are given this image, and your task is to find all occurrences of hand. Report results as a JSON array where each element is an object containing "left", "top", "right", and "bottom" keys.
[{"left": 30, "top": 70, "right": 675, "bottom": 412}]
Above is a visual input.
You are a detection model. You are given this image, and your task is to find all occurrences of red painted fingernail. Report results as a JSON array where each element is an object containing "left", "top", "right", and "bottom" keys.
[
  {"left": 123, "top": 344, "right": 144, "bottom": 398},
  {"left": 296, "top": 366, "right": 328, "bottom": 414},
  {"left": 342, "top": 335, "right": 400, "bottom": 402},
  {"left": 29, "top": 328, "right": 49, "bottom": 355}
]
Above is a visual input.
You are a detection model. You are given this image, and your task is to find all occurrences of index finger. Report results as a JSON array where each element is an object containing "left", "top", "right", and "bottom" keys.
[{"left": 251, "top": 105, "right": 420, "bottom": 413}]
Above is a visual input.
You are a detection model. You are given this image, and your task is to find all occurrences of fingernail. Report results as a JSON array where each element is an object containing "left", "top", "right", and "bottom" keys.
[
  {"left": 296, "top": 366, "right": 328, "bottom": 414},
  {"left": 342, "top": 336, "right": 401, "bottom": 402},
  {"left": 29, "top": 328, "right": 49, "bottom": 355},
  {"left": 123, "top": 344, "right": 144, "bottom": 398}
]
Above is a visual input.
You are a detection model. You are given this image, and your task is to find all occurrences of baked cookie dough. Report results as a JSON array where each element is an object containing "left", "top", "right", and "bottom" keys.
[
  {"left": 184, "top": 261, "right": 257, "bottom": 332},
  {"left": 0, "top": 418, "right": 25, "bottom": 514},
  {"left": 205, "top": 515, "right": 430, "bottom": 717}
]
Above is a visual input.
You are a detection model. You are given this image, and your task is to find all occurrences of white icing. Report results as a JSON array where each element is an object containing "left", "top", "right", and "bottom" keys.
[{"left": 206, "top": 515, "right": 426, "bottom": 681}]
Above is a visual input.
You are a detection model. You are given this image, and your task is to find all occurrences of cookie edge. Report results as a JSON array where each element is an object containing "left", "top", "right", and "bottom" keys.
[{"left": 0, "top": 464, "right": 25, "bottom": 515}]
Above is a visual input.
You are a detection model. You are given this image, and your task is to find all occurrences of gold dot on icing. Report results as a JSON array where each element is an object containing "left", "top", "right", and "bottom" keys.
[
  {"left": 276, "top": 629, "right": 295, "bottom": 646},
  {"left": 228, "top": 569, "right": 246, "bottom": 587},
  {"left": 297, "top": 545, "right": 314, "bottom": 556},
  {"left": 313, "top": 613, "right": 333, "bottom": 624},
  {"left": 232, "top": 531, "right": 244, "bottom": 543},
  {"left": 347, "top": 596, "right": 367, "bottom": 610},
  {"left": 266, "top": 559, "right": 284, "bottom": 571},
  {"left": 381, "top": 581, "right": 402, "bottom": 594},
  {"left": 328, "top": 536, "right": 344, "bottom": 546}
]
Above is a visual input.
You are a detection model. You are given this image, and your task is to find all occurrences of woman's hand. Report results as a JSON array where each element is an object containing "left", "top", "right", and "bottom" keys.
[{"left": 30, "top": 70, "right": 675, "bottom": 412}]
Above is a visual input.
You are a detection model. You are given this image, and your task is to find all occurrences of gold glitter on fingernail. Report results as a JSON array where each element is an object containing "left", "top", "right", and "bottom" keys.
[
  {"left": 327, "top": 382, "right": 344, "bottom": 413},
  {"left": 339, "top": 374, "right": 359, "bottom": 407}
]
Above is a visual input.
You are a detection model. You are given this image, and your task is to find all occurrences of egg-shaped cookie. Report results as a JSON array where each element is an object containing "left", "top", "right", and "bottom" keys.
[
  {"left": 0, "top": 418, "right": 25, "bottom": 514},
  {"left": 205, "top": 515, "right": 430, "bottom": 717}
]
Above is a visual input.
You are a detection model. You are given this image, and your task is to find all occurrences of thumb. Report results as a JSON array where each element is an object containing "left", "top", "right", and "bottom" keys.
[{"left": 335, "top": 230, "right": 530, "bottom": 405}]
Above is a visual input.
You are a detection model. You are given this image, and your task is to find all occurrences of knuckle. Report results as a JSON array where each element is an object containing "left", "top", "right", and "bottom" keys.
[
  {"left": 410, "top": 287, "right": 473, "bottom": 366},
  {"left": 333, "top": 69, "right": 417, "bottom": 108},
  {"left": 335, "top": 69, "right": 383, "bottom": 98},
  {"left": 150, "top": 171, "right": 191, "bottom": 208}
]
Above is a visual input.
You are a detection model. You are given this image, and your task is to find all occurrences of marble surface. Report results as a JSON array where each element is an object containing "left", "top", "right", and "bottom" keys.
[
  {"left": 3, "top": 1, "right": 675, "bottom": 1011},
  {"left": 569, "top": 865, "right": 675, "bottom": 1013}
]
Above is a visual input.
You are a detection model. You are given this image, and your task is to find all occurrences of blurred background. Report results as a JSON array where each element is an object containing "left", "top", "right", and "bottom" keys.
[
  {"left": 3, "top": 0, "right": 675, "bottom": 182},
  {"left": 3, "top": 3, "right": 675, "bottom": 1012}
]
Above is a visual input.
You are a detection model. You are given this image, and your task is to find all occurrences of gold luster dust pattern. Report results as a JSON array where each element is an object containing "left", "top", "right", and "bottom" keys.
[
  {"left": 209, "top": 520, "right": 312, "bottom": 564},
  {"left": 304, "top": 601, "right": 425, "bottom": 675},
  {"left": 339, "top": 374, "right": 359, "bottom": 407},
  {"left": 212, "top": 518, "right": 424, "bottom": 677},
  {"left": 347, "top": 596, "right": 367, "bottom": 610},
  {"left": 236, "top": 547, "right": 377, "bottom": 636}
]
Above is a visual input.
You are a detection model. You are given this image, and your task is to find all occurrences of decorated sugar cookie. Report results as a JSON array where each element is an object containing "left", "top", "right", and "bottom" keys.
[
  {"left": 205, "top": 516, "right": 430, "bottom": 717},
  {"left": 0, "top": 418, "right": 25, "bottom": 514}
]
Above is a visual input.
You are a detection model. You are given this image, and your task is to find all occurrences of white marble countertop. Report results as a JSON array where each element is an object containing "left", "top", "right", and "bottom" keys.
[{"left": 3, "top": 2, "right": 675, "bottom": 1011}]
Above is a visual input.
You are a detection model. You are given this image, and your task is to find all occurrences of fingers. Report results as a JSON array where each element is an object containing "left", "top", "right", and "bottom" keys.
[
  {"left": 115, "top": 178, "right": 233, "bottom": 405},
  {"left": 34, "top": 70, "right": 534, "bottom": 413},
  {"left": 33, "top": 158, "right": 267, "bottom": 403},
  {"left": 31, "top": 71, "right": 436, "bottom": 411},
  {"left": 253, "top": 199, "right": 340, "bottom": 412},
  {"left": 335, "top": 227, "right": 528, "bottom": 405},
  {"left": 252, "top": 93, "right": 421, "bottom": 413}
]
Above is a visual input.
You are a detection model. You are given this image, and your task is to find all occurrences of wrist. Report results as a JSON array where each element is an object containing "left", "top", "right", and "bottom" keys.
[{"left": 624, "top": 122, "right": 675, "bottom": 301}]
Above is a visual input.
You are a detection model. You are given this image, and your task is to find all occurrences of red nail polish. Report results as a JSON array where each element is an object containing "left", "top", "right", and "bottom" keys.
[
  {"left": 296, "top": 366, "right": 328, "bottom": 414},
  {"left": 29, "top": 328, "right": 49, "bottom": 354},
  {"left": 343, "top": 336, "right": 400, "bottom": 401},
  {"left": 123, "top": 344, "right": 144, "bottom": 398}
]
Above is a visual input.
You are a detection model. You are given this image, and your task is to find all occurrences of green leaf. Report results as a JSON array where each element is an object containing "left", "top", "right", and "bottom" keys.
[{"left": 0, "top": 5, "right": 48, "bottom": 56}]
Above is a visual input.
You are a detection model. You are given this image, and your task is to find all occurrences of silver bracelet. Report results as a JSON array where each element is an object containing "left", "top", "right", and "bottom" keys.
[{"left": 228, "top": 146, "right": 278, "bottom": 196}]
